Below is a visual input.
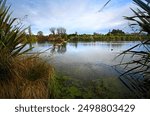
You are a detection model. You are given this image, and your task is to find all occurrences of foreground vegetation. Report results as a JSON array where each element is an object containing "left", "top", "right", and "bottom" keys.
[
  {"left": 118, "top": 0, "right": 150, "bottom": 98},
  {"left": 0, "top": 0, "right": 55, "bottom": 99}
]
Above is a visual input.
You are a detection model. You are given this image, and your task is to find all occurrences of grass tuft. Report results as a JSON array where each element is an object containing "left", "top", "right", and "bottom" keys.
[{"left": 17, "top": 56, "right": 55, "bottom": 99}]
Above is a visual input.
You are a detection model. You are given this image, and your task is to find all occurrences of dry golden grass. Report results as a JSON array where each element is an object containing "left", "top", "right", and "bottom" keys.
[
  {"left": 0, "top": 51, "right": 55, "bottom": 99},
  {"left": 18, "top": 56, "right": 54, "bottom": 99},
  {"left": 19, "top": 79, "right": 49, "bottom": 99},
  {"left": 0, "top": 50, "right": 21, "bottom": 98}
]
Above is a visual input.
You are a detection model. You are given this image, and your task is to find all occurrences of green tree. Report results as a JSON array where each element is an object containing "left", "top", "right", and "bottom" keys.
[
  {"left": 107, "top": 29, "right": 125, "bottom": 35},
  {"left": 37, "top": 31, "right": 43, "bottom": 36}
]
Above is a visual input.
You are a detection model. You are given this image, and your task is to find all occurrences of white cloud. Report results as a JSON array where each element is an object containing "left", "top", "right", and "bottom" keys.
[{"left": 8, "top": 0, "right": 135, "bottom": 35}]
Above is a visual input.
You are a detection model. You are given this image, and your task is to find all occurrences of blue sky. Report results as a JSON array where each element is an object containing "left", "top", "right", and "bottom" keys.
[{"left": 7, "top": 0, "right": 135, "bottom": 35}]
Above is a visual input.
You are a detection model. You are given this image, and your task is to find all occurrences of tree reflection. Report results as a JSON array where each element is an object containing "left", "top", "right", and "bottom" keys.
[
  {"left": 70, "top": 41, "right": 78, "bottom": 48},
  {"left": 51, "top": 43, "right": 67, "bottom": 54}
]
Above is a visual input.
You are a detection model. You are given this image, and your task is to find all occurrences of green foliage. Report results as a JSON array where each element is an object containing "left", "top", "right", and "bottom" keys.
[
  {"left": 68, "top": 34, "right": 145, "bottom": 41},
  {"left": 54, "top": 74, "right": 136, "bottom": 99},
  {"left": 118, "top": 0, "right": 150, "bottom": 98},
  {"left": 37, "top": 31, "right": 43, "bottom": 36},
  {"left": 107, "top": 29, "right": 125, "bottom": 35},
  {"left": 125, "top": 0, "right": 150, "bottom": 34},
  {"left": 0, "top": 0, "right": 32, "bottom": 57},
  {"left": 27, "top": 35, "right": 38, "bottom": 43}
]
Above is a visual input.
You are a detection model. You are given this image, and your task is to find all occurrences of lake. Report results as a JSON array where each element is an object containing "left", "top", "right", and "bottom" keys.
[{"left": 29, "top": 41, "right": 141, "bottom": 81}]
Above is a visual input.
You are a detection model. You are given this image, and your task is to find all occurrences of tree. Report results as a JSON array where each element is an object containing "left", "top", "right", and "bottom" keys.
[
  {"left": 56, "top": 27, "right": 66, "bottom": 35},
  {"left": 107, "top": 29, "right": 125, "bottom": 35},
  {"left": 50, "top": 27, "right": 56, "bottom": 35},
  {"left": 75, "top": 32, "right": 78, "bottom": 35},
  {"left": 37, "top": 31, "right": 43, "bottom": 36},
  {"left": 28, "top": 26, "right": 32, "bottom": 35}
]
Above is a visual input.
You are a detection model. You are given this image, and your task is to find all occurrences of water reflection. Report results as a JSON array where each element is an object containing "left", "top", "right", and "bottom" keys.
[
  {"left": 51, "top": 43, "right": 67, "bottom": 54},
  {"left": 31, "top": 41, "right": 140, "bottom": 55},
  {"left": 30, "top": 41, "right": 141, "bottom": 80},
  {"left": 68, "top": 41, "right": 137, "bottom": 52}
]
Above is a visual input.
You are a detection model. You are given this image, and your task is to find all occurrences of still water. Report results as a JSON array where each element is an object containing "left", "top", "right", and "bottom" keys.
[{"left": 30, "top": 41, "right": 141, "bottom": 81}]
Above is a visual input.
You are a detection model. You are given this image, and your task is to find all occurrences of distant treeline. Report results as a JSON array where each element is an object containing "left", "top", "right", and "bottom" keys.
[
  {"left": 27, "top": 33, "right": 149, "bottom": 43},
  {"left": 25, "top": 28, "right": 149, "bottom": 43}
]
